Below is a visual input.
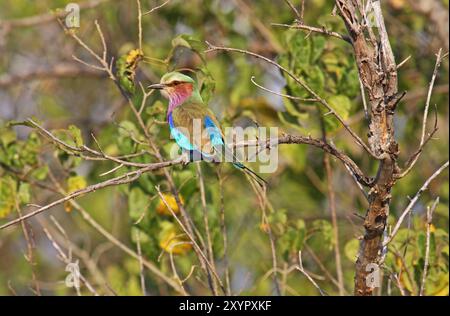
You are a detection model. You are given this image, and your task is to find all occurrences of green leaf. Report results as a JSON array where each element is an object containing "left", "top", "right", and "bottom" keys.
[
  {"left": 18, "top": 182, "right": 31, "bottom": 204},
  {"left": 0, "top": 127, "right": 16, "bottom": 147},
  {"left": 30, "top": 165, "right": 49, "bottom": 181},
  {"left": 339, "top": 67, "right": 360, "bottom": 97},
  {"left": 116, "top": 49, "right": 143, "bottom": 94},
  {"left": 312, "top": 219, "right": 333, "bottom": 251},
  {"left": 311, "top": 36, "right": 326, "bottom": 63},
  {"left": 128, "top": 187, "right": 148, "bottom": 221},
  {"left": 67, "top": 175, "right": 87, "bottom": 193},
  {"left": 344, "top": 239, "right": 360, "bottom": 262},
  {"left": 304, "top": 65, "right": 325, "bottom": 94},
  {"left": 268, "top": 209, "right": 287, "bottom": 226},
  {"left": 6, "top": 120, "right": 35, "bottom": 128},
  {"left": 0, "top": 176, "right": 16, "bottom": 219},
  {"left": 324, "top": 95, "right": 352, "bottom": 132},
  {"left": 171, "top": 34, "right": 206, "bottom": 62},
  {"left": 285, "top": 30, "right": 311, "bottom": 67},
  {"left": 68, "top": 125, "right": 83, "bottom": 147}
]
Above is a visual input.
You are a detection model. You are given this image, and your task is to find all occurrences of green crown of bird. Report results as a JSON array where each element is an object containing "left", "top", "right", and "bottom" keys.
[{"left": 148, "top": 71, "right": 267, "bottom": 186}]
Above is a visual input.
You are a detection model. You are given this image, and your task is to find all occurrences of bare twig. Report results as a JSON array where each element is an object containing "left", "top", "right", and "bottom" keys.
[
  {"left": 384, "top": 161, "right": 449, "bottom": 246},
  {"left": 216, "top": 170, "right": 231, "bottom": 295},
  {"left": 155, "top": 186, "right": 226, "bottom": 295},
  {"left": 15, "top": 200, "right": 41, "bottom": 295},
  {"left": 398, "top": 49, "right": 447, "bottom": 178},
  {"left": 322, "top": 143, "right": 345, "bottom": 295},
  {"left": 0, "top": 63, "right": 105, "bottom": 87},
  {"left": 205, "top": 42, "right": 377, "bottom": 159},
  {"left": 143, "top": 0, "right": 171, "bottom": 16},
  {"left": 271, "top": 22, "right": 351, "bottom": 43},
  {"left": 135, "top": 230, "right": 147, "bottom": 296},
  {"left": 196, "top": 163, "right": 218, "bottom": 295},
  {"left": 396, "top": 55, "right": 411, "bottom": 69},
  {"left": 296, "top": 251, "right": 327, "bottom": 296},
  {"left": 0, "top": 0, "right": 110, "bottom": 29},
  {"left": 44, "top": 170, "right": 185, "bottom": 294},
  {"left": 283, "top": 0, "right": 302, "bottom": 21},
  {"left": 0, "top": 157, "right": 183, "bottom": 230},
  {"left": 419, "top": 197, "right": 440, "bottom": 296},
  {"left": 136, "top": 0, "right": 143, "bottom": 51},
  {"left": 41, "top": 225, "right": 99, "bottom": 296},
  {"left": 250, "top": 76, "right": 318, "bottom": 102}
]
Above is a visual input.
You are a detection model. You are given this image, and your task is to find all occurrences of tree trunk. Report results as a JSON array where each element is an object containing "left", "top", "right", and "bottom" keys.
[{"left": 335, "top": 0, "right": 401, "bottom": 295}]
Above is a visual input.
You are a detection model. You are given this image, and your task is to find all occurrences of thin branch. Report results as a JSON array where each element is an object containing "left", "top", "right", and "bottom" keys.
[
  {"left": 136, "top": 0, "right": 143, "bottom": 51},
  {"left": 15, "top": 200, "right": 41, "bottom": 295},
  {"left": 305, "top": 245, "right": 347, "bottom": 293},
  {"left": 41, "top": 225, "right": 99, "bottom": 296},
  {"left": 250, "top": 76, "right": 318, "bottom": 102},
  {"left": 396, "top": 55, "right": 411, "bottom": 69},
  {"left": 155, "top": 186, "right": 226, "bottom": 295},
  {"left": 419, "top": 197, "right": 440, "bottom": 296},
  {"left": 241, "top": 134, "right": 373, "bottom": 186},
  {"left": 271, "top": 22, "right": 351, "bottom": 43},
  {"left": 383, "top": 161, "right": 449, "bottom": 246},
  {"left": 42, "top": 216, "right": 113, "bottom": 295},
  {"left": 44, "top": 170, "right": 185, "bottom": 294},
  {"left": 358, "top": 74, "right": 369, "bottom": 120},
  {"left": 143, "top": 0, "right": 171, "bottom": 16},
  {"left": 26, "top": 118, "right": 153, "bottom": 168},
  {"left": 205, "top": 42, "right": 378, "bottom": 159},
  {"left": 283, "top": 0, "right": 302, "bottom": 21},
  {"left": 296, "top": 251, "right": 327, "bottom": 296},
  {"left": 0, "top": 63, "right": 105, "bottom": 87},
  {"left": 0, "top": 0, "right": 110, "bottom": 29},
  {"left": 0, "top": 157, "right": 183, "bottom": 230},
  {"left": 398, "top": 49, "right": 447, "bottom": 178},
  {"left": 196, "top": 163, "right": 218, "bottom": 295},
  {"left": 135, "top": 230, "right": 147, "bottom": 296},
  {"left": 216, "top": 170, "right": 231, "bottom": 295},
  {"left": 322, "top": 144, "right": 345, "bottom": 295}
]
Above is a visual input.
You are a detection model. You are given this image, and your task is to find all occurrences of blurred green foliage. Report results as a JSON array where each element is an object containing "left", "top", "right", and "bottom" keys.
[{"left": 0, "top": 0, "right": 448, "bottom": 296}]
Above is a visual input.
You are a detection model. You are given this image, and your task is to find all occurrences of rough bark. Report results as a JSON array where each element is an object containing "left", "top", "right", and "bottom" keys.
[{"left": 335, "top": 0, "right": 401, "bottom": 296}]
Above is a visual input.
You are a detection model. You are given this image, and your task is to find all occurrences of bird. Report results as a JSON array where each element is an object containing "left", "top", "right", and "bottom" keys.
[{"left": 148, "top": 71, "right": 267, "bottom": 186}]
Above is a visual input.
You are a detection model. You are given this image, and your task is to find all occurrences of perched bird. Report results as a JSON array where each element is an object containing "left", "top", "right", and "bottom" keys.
[{"left": 148, "top": 71, "right": 266, "bottom": 186}]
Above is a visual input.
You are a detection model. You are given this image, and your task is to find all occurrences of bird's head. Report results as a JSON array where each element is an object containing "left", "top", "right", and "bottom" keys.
[{"left": 148, "top": 72, "right": 202, "bottom": 107}]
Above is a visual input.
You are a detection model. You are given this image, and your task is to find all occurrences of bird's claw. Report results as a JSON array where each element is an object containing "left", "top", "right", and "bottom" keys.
[{"left": 181, "top": 152, "right": 191, "bottom": 166}]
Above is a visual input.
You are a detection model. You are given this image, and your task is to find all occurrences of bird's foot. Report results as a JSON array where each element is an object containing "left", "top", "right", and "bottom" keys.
[{"left": 180, "top": 152, "right": 191, "bottom": 166}]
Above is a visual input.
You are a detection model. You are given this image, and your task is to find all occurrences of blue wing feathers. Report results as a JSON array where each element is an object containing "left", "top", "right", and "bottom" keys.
[
  {"left": 168, "top": 113, "right": 197, "bottom": 151},
  {"left": 204, "top": 116, "right": 224, "bottom": 146}
]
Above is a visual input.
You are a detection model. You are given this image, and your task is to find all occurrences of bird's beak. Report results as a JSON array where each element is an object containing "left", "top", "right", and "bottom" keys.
[{"left": 147, "top": 83, "right": 166, "bottom": 90}]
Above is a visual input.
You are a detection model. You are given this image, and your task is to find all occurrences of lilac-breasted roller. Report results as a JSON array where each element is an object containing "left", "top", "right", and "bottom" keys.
[{"left": 148, "top": 71, "right": 266, "bottom": 186}]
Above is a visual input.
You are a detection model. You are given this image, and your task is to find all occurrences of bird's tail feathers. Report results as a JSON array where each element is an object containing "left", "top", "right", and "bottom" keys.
[
  {"left": 213, "top": 145, "right": 267, "bottom": 187},
  {"left": 232, "top": 162, "right": 267, "bottom": 187}
]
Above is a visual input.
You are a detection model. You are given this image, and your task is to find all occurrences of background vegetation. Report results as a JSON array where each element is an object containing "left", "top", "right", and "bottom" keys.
[{"left": 0, "top": 0, "right": 448, "bottom": 296}]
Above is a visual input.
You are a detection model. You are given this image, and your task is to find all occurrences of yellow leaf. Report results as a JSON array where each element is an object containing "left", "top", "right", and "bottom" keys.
[
  {"left": 126, "top": 49, "right": 143, "bottom": 65},
  {"left": 0, "top": 177, "right": 16, "bottom": 219},
  {"left": 67, "top": 175, "right": 87, "bottom": 193},
  {"left": 65, "top": 175, "right": 87, "bottom": 213},
  {"left": 158, "top": 221, "right": 192, "bottom": 255},
  {"left": 430, "top": 224, "right": 436, "bottom": 233},
  {"left": 431, "top": 281, "right": 449, "bottom": 296},
  {"left": 156, "top": 193, "right": 183, "bottom": 216}
]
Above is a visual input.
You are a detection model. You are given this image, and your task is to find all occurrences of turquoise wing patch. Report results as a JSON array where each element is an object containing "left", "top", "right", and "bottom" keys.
[
  {"left": 168, "top": 113, "right": 197, "bottom": 151},
  {"left": 204, "top": 116, "right": 224, "bottom": 146}
]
